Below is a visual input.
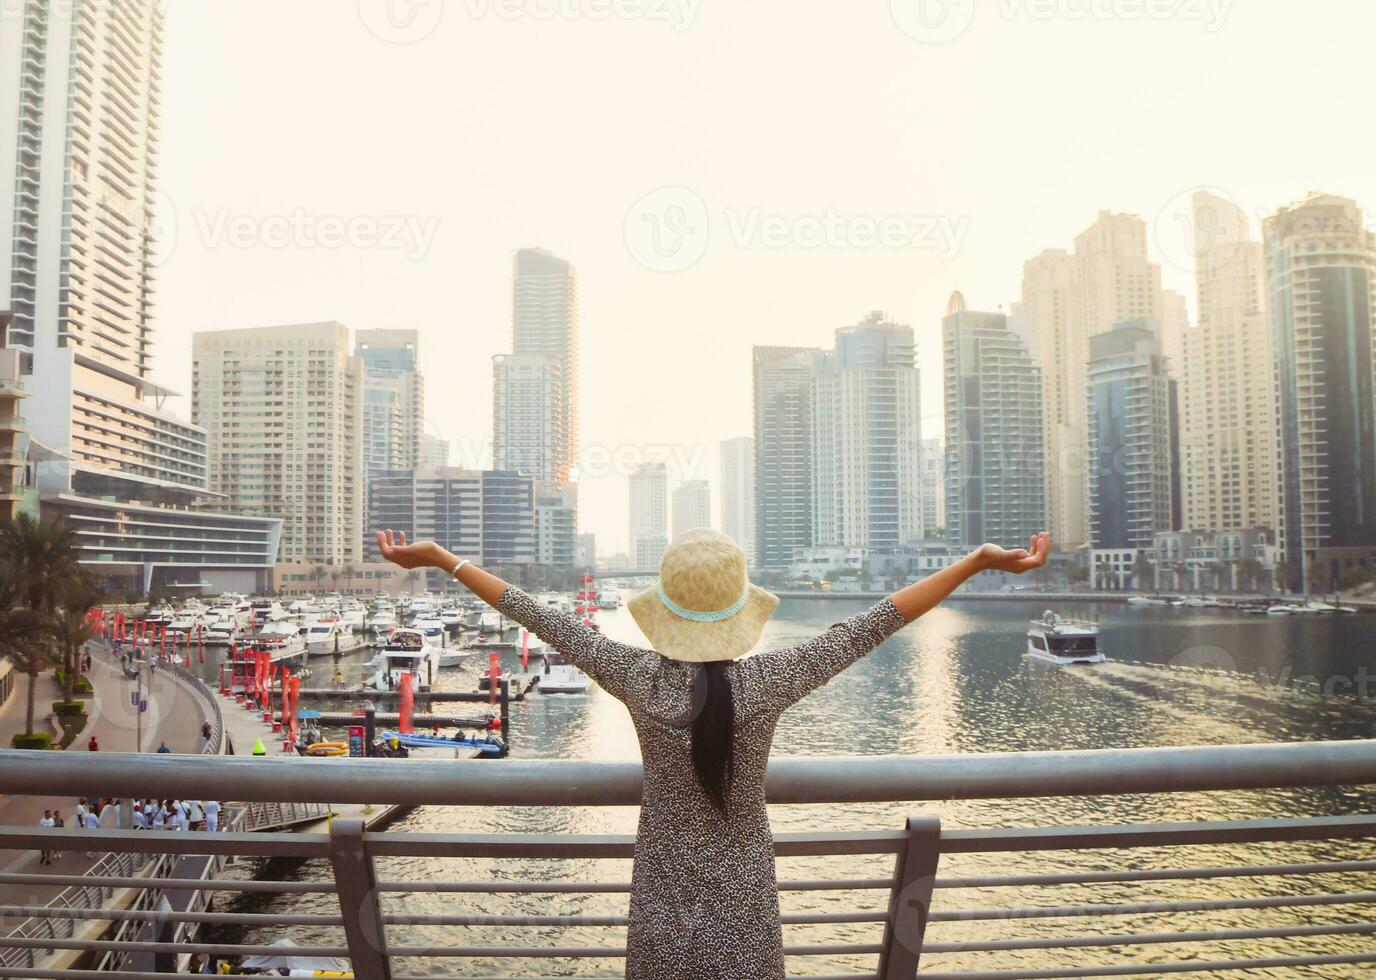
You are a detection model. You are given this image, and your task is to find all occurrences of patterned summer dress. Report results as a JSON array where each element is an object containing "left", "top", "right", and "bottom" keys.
[{"left": 499, "top": 587, "right": 906, "bottom": 980}]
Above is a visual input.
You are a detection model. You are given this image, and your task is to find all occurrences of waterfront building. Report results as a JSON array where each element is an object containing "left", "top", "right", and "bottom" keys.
[
  {"left": 629, "top": 461, "right": 668, "bottom": 570},
  {"left": 535, "top": 483, "right": 578, "bottom": 569},
  {"left": 1265, "top": 194, "right": 1376, "bottom": 590},
  {"left": 575, "top": 532, "right": 597, "bottom": 569},
  {"left": 193, "top": 322, "right": 364, "bottom": 566},
  {"left": 719, "top": 437, "right": 755, "bottom": 563},
  {"left": 1152, "top": 527, "right": 1278, "bottom": 593},
  {"left": 493, "top": 354, "right": 565, "bottom": 489},
  {"left": 811, "top": 312, "right": 923, "bottom": 554},
  {"left": 365, "top": 467, "right": 535, "bottom": 587},
  {"left": 753, "top": 345, "right": 820, "bottom": 570},
  {"left": 672, "top": 479, "right": 711, "bottom": 540},
  {"left": 1086, "top": 319, "right": 1176, "bottom": 586},
  {"left": 421, "top": 432, "right": 450, "bottom": 468},
  {"left": 0, "top": 328, "right": 30, "bottom": 522},
  {"left": 943, "top": 293, "right": 1045, "bottom": 550},
  {"left": 357, "top": 330, "right": 424, "bottom": 472},
  {"left": 0, "top": 1, "right": 280, "bottom": 592},
  {"left": 1180, "top": 191, "right": 1278, "bottom": 537}
]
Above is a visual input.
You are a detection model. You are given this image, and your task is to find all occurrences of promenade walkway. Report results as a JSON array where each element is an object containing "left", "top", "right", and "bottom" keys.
[{"left": 0, "top": 643, "right": 211, "bottom": 909}]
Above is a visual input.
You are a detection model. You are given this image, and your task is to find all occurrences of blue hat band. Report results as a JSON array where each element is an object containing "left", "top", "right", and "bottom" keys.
[{"left": 657, "top": 583, "right": 751, "bottom": 623}]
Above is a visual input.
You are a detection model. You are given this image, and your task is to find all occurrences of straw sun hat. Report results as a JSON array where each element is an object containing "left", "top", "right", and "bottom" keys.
[{"left": 627, "top": 529, "right": 780, "bottom": 663}]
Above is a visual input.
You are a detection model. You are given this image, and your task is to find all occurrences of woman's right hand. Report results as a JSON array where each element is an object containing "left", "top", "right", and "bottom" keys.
[
  {"left": 973, "top": 532, "right": 1051, "bottom": 574},
  {"left": 375, "top": 530, "right": 455, "bottom": 571}
]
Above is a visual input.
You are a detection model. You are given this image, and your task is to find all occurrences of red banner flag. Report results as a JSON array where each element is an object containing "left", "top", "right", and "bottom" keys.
[
  {"left": 521, "top": 628, "right": 529, "bottom": 671},
  {"left": 398, "top": 672, "right": 415, "bottom": 734}
]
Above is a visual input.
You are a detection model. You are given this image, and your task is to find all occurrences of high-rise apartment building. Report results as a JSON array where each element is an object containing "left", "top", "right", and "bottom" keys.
[
  {"left": 943, "top": 293, "right": 1045, "bottom": 549},
  {"left": 357, "top": 329, "right": 424, "bottom": 475},
  {"left": 811, "top": 312, "right": 923, "bottom": 553},
  {"left": 511, "top": 248, "right": 578, "bottom": 486},
  {"left": 752, "top": 346, "right": 819, "bottom": 569},
  {"left": 672, "top": 479, "right": 711, "bottom": 540},
  {"left": 719, "top": 436, "right": 755, "bottom": 562},
  {"left": 493, "top": 354, "right": 565, "bottom": 486},
  {"left": 366, "top": 467, "right": 535, "bottom": 587},
  {"left": 0, "top": 2, "right": 280, "bottom": 593},
  {"left": 193, "top": 323, "right": 364, "bottom": 565},
  {"left": 1266, "top": 194, "right": 1376, "bottom": 587},
  {"left": 1075, "top": 211, "right": 1164, "bottom": 337},
  {"left": 421, "top": 432, "right": 450, "bottom": 469},
  {"left": 1019, "top": 249, "right": 1086, "bottom": 548},
  {"left": 629, "top": 461, "right": 668, "bottom": 570},
  {"left": 1087, "top": 319, "right": 1175, "bottom": 551},
  {"left": 1181, "top": 190, "right": 1278, "bottom": 535},
  {"left": 920, "top": 436, "right": 945, "bottom": 538}
]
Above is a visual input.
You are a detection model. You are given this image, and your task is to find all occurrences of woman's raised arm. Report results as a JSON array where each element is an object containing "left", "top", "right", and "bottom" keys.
[
  {"left": 890, "top": 531, "right": 1051, "bottom": 623},
  {"left": 374, "top": 529, "right": 508, "bottom": 607}
]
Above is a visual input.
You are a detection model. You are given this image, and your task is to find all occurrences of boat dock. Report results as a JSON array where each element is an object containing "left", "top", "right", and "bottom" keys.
[{"left": 295, "top": 674, "right": 541, "bottom": 702}]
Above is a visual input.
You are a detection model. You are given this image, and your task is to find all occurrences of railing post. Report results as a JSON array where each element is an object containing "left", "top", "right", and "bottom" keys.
[
  {"left": 328, "top": 818, "right": 391, "bottom": 980},
  {"left": 878, "top": 814, "right": 942, "bottom": 979}
]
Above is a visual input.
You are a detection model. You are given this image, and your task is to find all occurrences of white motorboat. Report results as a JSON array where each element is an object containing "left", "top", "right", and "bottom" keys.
[
  {"left": 438, "top": 647, "right": 472, "bottom": 667},
  {"left": 408, "top": 595, "right": 437, "bottom": 618},
  {"left": 304, "top": 619, "right": 359, "bottom": 657},
  {"left": 439, "top": 606, "right": 465, "bottom": 628},
  {"left": 249, "top": 598, "right": 288, "bottom": 624},
  {"left": 250, "top": 622, "right": 308, "bottom": 665},
  {"left": 597, "top": 589, "right": 622, "bottom": 609},
  {"left": 539, "top": 653, "right": 591, "bottom": 694},
  {"left": 338, "top": 598, "right": 367, "bottom": 632},
  {"left": 412, "top": 617, "right": 447, "bottom": 647},
  {"left": 145, "top": 603, "right": 175, "bottom": 625},
  {"left": 477, "top": 610, "right": 505, "bottom": 634},
  {"left": 1127, "top": 595, "right": 1169, "bottom": 607},
  {"left": 369, "top": 628, "right": 441, "bottom": 691},
  {"left": 368, "top": 607, "right": 399, "bottom": 634},
  {"left": 1026, "top": 612, "right": 1104, "bottom": 666},
  {"left": 165, "top": 612, "right": 205, "bottom": 637},
  {"left": 203, "top": 618, "right": 237, "bottom": 646},
  {"left": 1265, "top": 604, "right": 1295, "bottom": 616}
]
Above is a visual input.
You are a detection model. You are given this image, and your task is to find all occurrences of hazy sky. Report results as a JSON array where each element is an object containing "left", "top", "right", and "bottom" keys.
[{"left": 154, "top": 0, "right": 1376, "bottom": 555}]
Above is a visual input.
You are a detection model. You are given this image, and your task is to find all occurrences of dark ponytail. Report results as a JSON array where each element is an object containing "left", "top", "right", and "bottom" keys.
[{"left": 691, "top": 661, "right": 735, "bottom": 813}]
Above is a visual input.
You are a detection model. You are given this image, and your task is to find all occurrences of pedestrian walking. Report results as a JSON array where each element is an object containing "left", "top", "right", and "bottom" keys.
[
  {"left": 187, "top": 799, "right": 204, "bottom": 830},
  {"left": 86, "top": 735, "right": 99, "bottom": 752},
  {"left": 84, "top": 803, "right": 103, "bottom": 857},
  {"left": 131, "top": 803, "right": 148, "bottom": 830},
  {"left": 156, "top": 740, "right": 171, "bottom": 754},
  {"left": 51, "top": 809, "right": 64, "bottom": 860},
  {"left": 176, "top": 800, "right": 190, "bottom": 832},
  {"left": 203, "top": 798, "right": 220, "bottom": 833},
  {"left": 38, "top": 811, "right": 53, "bottom": 865}
]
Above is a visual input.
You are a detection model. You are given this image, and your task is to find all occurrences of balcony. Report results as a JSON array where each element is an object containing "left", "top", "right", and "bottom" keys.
[{"left": 3, "top": 741, "right": 1376, "bottom": 978}]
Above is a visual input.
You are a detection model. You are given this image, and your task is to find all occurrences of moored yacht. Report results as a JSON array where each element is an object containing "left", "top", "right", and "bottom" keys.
[
  {"left": 1026, "top": 612, "right": 1104, "bottom": 666},
  {"left": 369, "top": 628, "right": 442, "bottom": 691}
]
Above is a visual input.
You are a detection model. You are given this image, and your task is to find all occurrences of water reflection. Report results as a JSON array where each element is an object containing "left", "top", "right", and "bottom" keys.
[{"left": 205, "top": 599, "right": 1376, "bottom": 976}]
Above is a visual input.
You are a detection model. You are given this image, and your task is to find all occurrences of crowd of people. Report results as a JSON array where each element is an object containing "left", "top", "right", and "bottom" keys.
[{"left": 37, "top": 797, "right": 225, "bottom": 863}]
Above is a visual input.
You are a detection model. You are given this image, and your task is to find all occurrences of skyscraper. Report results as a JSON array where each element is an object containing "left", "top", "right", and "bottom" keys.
[
  {"left": 920, "top": 436, "right": 946, "bottom": 538},
  {"left": 1266, "top": 194, "right": 1376, "bottom": 587},
  {"left": 1181, "top": 190, "right": 1278, "bottom": 535},
  {"left": 193, "top": 323, "right": 364, "bottom": 565},
  {"left": 357, "top": 329, "right": 424, "bottom": 475},
  {"left": 943, "top": 293, "right": 1045, "bottom": 549},
  {"left": 719, "top": 437, "right": 755, "bottom": 562},
  {"left": 672, "top": 479, "right": 711, "bottom": 539},
  {"left": 1087, "top": 319, "right": 1175, "bottom": 552},
  {"left": 1019, "top": 249, "right": 1086, "bottom": 548},
  {"left": 493, "top": 354, "right": 565, "bottom": 485},
  {"left": 811, "top": 312, "right": 923, "bottom": 553},
  {"left": 511, "top": 247, "right": 578, "bottom": 486},
  {"left": 1075, "top": 211, "right": 1164, "bottom": 337},
  {"left": 0, "top": 1, "right": 280, "bottom": 593},
  {"left": 752, "top": 346, "right": 819, "bottom": 569},
  {"left": 629, "top": 462, "right": 668, "bottom": 570}
]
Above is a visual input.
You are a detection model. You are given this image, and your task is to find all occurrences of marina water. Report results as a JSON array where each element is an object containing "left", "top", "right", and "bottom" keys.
[{"left": 203, "top": 599, "right": 1376, "bottom": 976}]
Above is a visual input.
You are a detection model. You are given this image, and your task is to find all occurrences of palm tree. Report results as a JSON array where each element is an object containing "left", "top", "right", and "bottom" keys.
[
  {"left": 1236, "top": 558, "right": 1265, "bottom": 595},
  {"left": 0, "top": 578, "right": 47, "bottom": 742},
  {"left": 0, "top": 514, "right": 82, "bottom": 740},
  {"left": 1131, "top": 552, "right": 1155, "bottom": 592},
  {"left": 341, "top": 563, "right": 357, "bottom": 595},
  {"left": 329, "top": 567, "right": 340, "bottom": 592},
  {"left": 51, "top": 575, "right": 101, "bottom": 702},
  {"left": 405, "top": 569, "right": 422, "bottom": 593},
  {"left": 312, "top": 565, "right": 327, "bottom": 593}
]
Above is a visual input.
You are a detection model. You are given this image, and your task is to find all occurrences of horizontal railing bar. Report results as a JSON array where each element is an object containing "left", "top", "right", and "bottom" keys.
[
  {"left": 385, "top": 941, "right": 884, "bottom": 957},
  {"left": 0, "top": 827, "right": 329, "bottom": 858},
  {"left": 0, "top": 904, "right": 342, "bottom": 927},
  {"left": 936, "top": 858, "right": 1376, "bottom": 888},
  {"left": 932, "top": 889, "right": 1376, "bottom": 922},
  {"left": 916, "top": 949, "right": 1376, "bottom": 978},
  {"left": 363, "top": 829, "right": 904, "bottom": 858},
  {"left": 375, "top": 910, "right": 886, "bottom": 927},
  {"left": 5, "top": 738, "right": 1376, "bottom": 805},
  {"left": 0, "top": 937, "right": 349, "bottom": 957},
  {"left": 375, "top": 876, "right": 894, "bottom": 893},
  {"left": 390, "top": 976, "right": 875, "bottom": 980},
  {"left": 922, "top": 920, "right": 1376, "bottom": 954},
  {"left": 0, "top": 872, "right": 336, "bottom": 893},
  {"left": 939, "top": 814, "right": 1376, "bottom": 853}
]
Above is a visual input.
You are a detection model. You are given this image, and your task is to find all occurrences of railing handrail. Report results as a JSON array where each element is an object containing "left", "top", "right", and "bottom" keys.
[
  {"left": 3, "top": 738, "right": 1376, "bottom": 806},
  {"left": 164, "top": 660, "right": 223, "bottom": 754}
]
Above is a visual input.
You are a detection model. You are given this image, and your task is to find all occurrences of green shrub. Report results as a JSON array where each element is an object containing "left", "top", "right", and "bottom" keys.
[
  {"left": 56, "top": 713, "right": 88, "bottom": 749},
  {"left": 52, "top": 700, "right": 87, "bottom": 717},
  {"left": 53, "top": 669, "right": 94, "bottom": 695},
  {"left": 11, "top": 732, "right": 53, "bottom": 750}
]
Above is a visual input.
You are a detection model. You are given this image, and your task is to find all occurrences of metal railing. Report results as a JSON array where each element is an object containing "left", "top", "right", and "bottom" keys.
[{"left": 0, "top": 740, "right": 1374, "bottom": 979}]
